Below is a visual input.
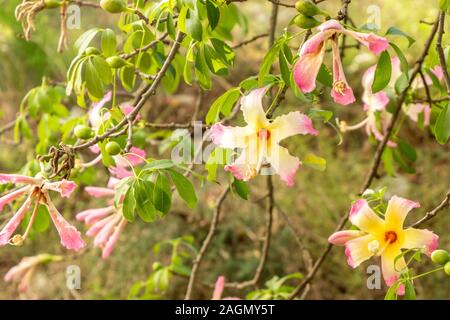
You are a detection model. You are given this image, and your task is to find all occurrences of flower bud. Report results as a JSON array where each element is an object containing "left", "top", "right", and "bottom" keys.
[
  {"left": 105, "top": 141, "right": 121, "bottom": 155},
  {"left": 445, "top": 261, "right": 450, "bottom": 276},
  {"left": 85, "top": 47, "right": 101, "bottom": 55},
  {"left": 431, "top": 249, "right": 450, "bottom": 265},
  {"left": 106, "top": 56, "right": 128, "bottom": 69},
  {"left": 74, "top": 125, "right": 94, "bottom": 140},
  {"left": 100, "top": 0, "right": 128, "bottom": 14},
  {"left": 293, "top": 14, "right": 321, "bottom": 29}
]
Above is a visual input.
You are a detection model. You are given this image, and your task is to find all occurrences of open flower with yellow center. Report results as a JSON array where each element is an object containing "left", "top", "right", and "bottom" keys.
[
  {"left": 328, "top": 196, "right": 439, "bottom": 294},
  {"left": 210, "top": 87, "right": 318, "bottom": 186}
]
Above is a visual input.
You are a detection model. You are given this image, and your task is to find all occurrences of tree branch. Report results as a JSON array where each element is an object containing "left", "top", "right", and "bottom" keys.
[
  {"left": 410, "top": 190, "right": 450, "bottom": 228},
  {"left": 184, "top": 187, "right": 229, "bottom": 300},
  {"left": 436, "top": 11, "right": 450, "bottom": 95}
]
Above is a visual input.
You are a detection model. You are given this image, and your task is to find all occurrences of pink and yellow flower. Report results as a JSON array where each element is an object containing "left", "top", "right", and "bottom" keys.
[
  {"left": 329, "top": 196, "right": 439, "bottom": 294},
  {"left": 76, "top": 178, "right": 127, "bottom": 259},
  {"left": 210, "top": 87, "right": 318, "bottom": 186},
  {"left": 0, "top": 173, "right": 85, "bottom": 251},
  {"left": 293, "top": 19, "right": 388, "bottom": 105}
]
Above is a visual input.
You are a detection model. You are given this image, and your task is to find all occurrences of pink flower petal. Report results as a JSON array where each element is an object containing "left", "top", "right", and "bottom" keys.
[
  {"left": 343, "top": 30, "right": 388, "bottom": 55},
  {"left": 384, "top": 196, "right": 420, "bottom": 229},
  {"left": 212, "top": 276, "right": 225, "bottom": 300},
  {"left": 0, "top": 186, "right": 30, "bottom": 211},
  {"left": 348, "top": 199, "right": 385, "bottom": 234},
  {"left": 76, "top": 206, "right": 115, "bottom": 224},
  {"left": 43, "top": 179, "right": 77, "bottom": 198},
  {"left": 294, "top": 43, "right": 326, "bottom": 93},
  {"left": 85, "top": 186, "right": 116, "bottom": 198},
  {"left": 0, "top": 195, "right": 33, "bottom": 246},
  {"left": 269, "top": 112, "right": 318, "bottom": 143},
  {"left": 101, "top": 219, "right": 126, "bottom": 259},
  {"left": 0, "top": 174, "right": 38, "bottom": 185},
  {"left": 330, "top": 39, "right": 355, "bottom": 105},
  {"left": 344, "top": 234, "right": 375, "bottom": 268},
  {"left": 328, "top": 230, "right": 365, "bottom": 245},
  {"left": 268, "top": 146, "right": 301, "bottom": 187},
  {"left": 45, "top": 195, "right": 85, "bottom": 251},
  {"left": 402, "top": 228, "right": 439, "bottom": 256}
]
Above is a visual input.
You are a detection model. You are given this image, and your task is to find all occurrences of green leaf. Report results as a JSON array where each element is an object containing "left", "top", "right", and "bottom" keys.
[
  {"left": 302, "top": 153, "right": 326, "bottom": 171},
  {"left": 168, "top": 170, "right": 197, "bottom": 208},
  {"left": 33, "top": 205, "right": 50, "bottom": 233},
  {"left": 404, "top": 279, "right": 416, "bottom": 300},
  {"left": 101, "top": 28, "right": 117, "bottom": 57},
  {"left": 439, "top": 0, "right": 449, "bottom": 11},
  {"left": 434, "top": 102, "right": 450, "bottom": 144},
  {"left": 122, "top": 186, "right": 136, "bottom": 222},
  {"left": 232, "top": 179, "right": 249, "bottom": 200},
  {"left": 205, "top": 87, "right": 241, "bottom": 124},
  {"left": 382, "top": 147, "right": 395, "bottom": 176},
  {"left": 389, "top": 42, "right": 409, "bottom": 75},
  {"left": 142, "top": 159, "right": 174, "bottom": 171},
  {"left": 134, "top": 180, "right": 159, "bottom": 222},
  {"left": 316, "top": 63, "right": 333, "bottom": 87},
  {"left": 258, "top": 44, "right": 279, "bottom": 86},
  {"left": 385, "top": 26, "right": 415, "bottom": 47},
  {"left": 372, "top": 51, "right": 392, "bottom": 93},
  {"left": 308, "top": 108, "right": 333, "bottom": 122},
  {"left": 195, "top": 46, "right": 212, "bottom": 89},
  {"left": 153, "top": 173, "right": 172, "bottom": 215},
  {"left": 279, "top": 49, "right": 291, "bottom": 85},
  {"left": 120, "top": 66, "right": 137, "bottom": 92},
  {"left": 206, "top": 1, "right": 220, "bottom": 30},
  {"left": 397, "top": 140, "right": 417, "bottom": 162},
  {"left": 186, "top": 9, "right": 203, "bottom": 42},
  {"left": 384, "top": 281, "right": 401, "bottom": 300},
  {"left": 75, "top": 28, "right": 102, "bottom": 55},
  {"left": 84, "top": 59, "right": 104, "bottom": 99}
]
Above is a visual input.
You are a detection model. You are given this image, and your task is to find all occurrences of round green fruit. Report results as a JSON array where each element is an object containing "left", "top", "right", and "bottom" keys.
[
  {"left": 105, "top": 141, "right": 121, "bottom": 155},
  {"left": 106, "top": 56, "right": 127, "bottom": 69},
  {"left": 445, "top": 261, "right": 450, "bottom": 276},
  {"left": 431, "top": 249, "right": 450, "bottom": 265},
  {"left": 100, "top": 0, "right": 128, "bottom": 14},
  {"left": 74, "top": 125, "right": 93, "bottom": 140},
  {"left": 295, "top": 0, "right": 323, "bottom": 17},
  {"left": 294, "top": 14, "right": 321, "bottom": 29},
  {"left": 85, "top": 47, "right": 100, "bottom": 55}
]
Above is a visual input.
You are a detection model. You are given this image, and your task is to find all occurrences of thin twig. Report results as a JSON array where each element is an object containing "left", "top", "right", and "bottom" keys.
[
  {"left": 232, "top": 33, "right": 269, "bottom": 49},
  {"left": 225, "top": 176, "right": 274, "bottom": 289},
  {"left": 436, "top": 11, "right": 450, "bottom": 95},
  {"left": 411, "top": 190, "right": 450, "bottom": 228},
  {"left": 419, "top": 70, "right": 433, "bottom": 110},
  {"left": 184, "top": 187, "right": 229, "bottom": 300}
]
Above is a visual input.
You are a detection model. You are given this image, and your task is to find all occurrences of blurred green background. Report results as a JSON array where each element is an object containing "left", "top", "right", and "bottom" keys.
[{"left": 0, "top": 0, "right": 449, "bottom": 299}]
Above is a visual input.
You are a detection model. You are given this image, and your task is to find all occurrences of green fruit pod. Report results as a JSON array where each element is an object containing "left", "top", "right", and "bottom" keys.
[
  {"left": 100, "top": 0, "right": 128, "bottom": 14},
  {"left": 105, "top": 141, "right": 121, "bottom": 155},
  {"left": 293, "top": 14, "right": 321, "bottom": 29}
]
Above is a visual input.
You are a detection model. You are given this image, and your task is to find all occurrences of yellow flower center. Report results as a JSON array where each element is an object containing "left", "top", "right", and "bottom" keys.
[{"left": 333, "top": 80, "right": 347, "bottom": 95}]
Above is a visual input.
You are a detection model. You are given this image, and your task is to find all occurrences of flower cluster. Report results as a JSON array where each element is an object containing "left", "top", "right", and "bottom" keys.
[{"left": 0, "top": 174, "right": 85, "bottom": 251}]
